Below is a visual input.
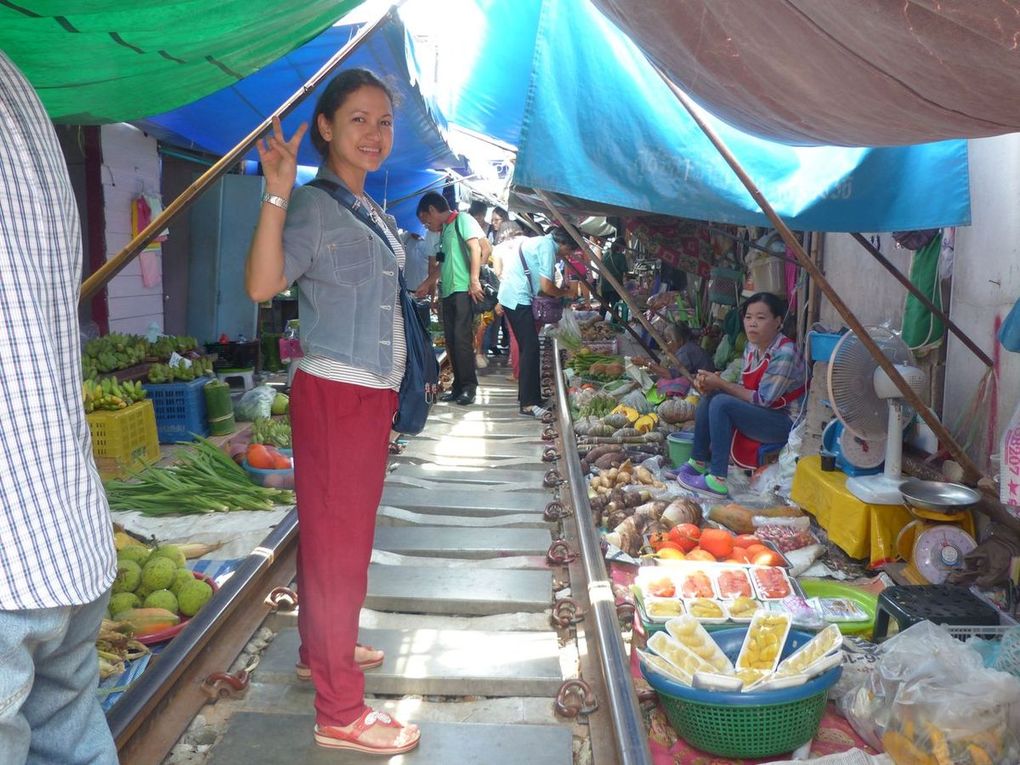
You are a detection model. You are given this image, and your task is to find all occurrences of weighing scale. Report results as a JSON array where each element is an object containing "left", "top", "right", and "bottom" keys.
[{"left": 895, "top": 479, "right": 979, "bottom": 585}]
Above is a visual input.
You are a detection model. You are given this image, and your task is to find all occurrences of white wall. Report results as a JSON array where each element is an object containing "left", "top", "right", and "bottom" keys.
[
  {"left": 818, "top": 234, "right": 912, "bottom": 331},
  {"left": 100, "top": 124, "right": 164, "bottom": 335},
  {"left": 945, "top": 134, "right": 1020, "bottom": 470}
]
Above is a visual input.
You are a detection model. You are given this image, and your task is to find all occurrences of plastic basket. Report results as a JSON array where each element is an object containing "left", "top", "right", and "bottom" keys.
[
  {"left": 87, "top": 400, "right": 160, "bottom": 479},
  {"left": 642, "top": 627, "right": 841, "bottom": 758},
  {"left": 142, "top": 377, "right": 211, "bottom": 443},
  {"left": 583, "top": 338, "right": 619, "bottom": 355}
]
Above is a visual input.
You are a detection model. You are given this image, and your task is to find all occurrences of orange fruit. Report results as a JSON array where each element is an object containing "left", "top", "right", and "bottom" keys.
[{"left": 699, "top": 528, "right": 735, "bottom": 559}]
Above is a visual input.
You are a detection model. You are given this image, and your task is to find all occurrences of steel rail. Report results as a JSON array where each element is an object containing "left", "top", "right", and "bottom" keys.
[
  {"left": 108, "top": 508, "right": 299, "bottom": 764},
  {"left": 552, "top": 338, "right": 653, "bottom": 765}
]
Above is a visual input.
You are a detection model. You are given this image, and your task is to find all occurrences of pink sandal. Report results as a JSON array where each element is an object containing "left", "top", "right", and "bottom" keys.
[
  {"left": 295, "top": 644, "right": 384, "bottom": 679},
  {"left": 314, "top": 708, "right": 420, "bottom": 754}
]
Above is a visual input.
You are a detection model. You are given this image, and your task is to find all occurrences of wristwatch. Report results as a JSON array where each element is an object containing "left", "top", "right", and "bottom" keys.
[{"left": 261, "top": 192, "right": 289, "bottom": 211}]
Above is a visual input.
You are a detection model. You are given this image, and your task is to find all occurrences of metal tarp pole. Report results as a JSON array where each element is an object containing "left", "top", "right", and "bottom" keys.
[
  {"left": 653, "top": 65, "right": 983, "bottom": 483},
  {"left": 79, "top": 5, "right": 398, "bottom": 302}
]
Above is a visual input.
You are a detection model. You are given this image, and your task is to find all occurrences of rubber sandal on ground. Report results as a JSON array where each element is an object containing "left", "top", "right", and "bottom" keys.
[
  {"left": 387, "top": 441, "right": 405, "bottom": 455},
  {"left": 676, "top": 472, "right": 729, "bottom": 498},
  {"left": 314, "top": 709, "right": 420, "bottom": 754},
  {"left": 295, "top": 645, "right": 385, "bottom": 680}
]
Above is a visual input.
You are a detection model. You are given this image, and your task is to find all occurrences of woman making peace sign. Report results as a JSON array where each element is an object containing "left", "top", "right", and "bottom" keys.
[{"left": 246, "top": 69, "right": 420, "bottom": 756}]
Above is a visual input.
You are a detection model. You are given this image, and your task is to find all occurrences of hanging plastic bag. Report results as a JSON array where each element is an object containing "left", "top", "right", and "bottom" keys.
[
  {"left": 1000, "top": 398, "right": 1020, "bottom": 512},
  {"left": 839, "top": 621, "right": 1020, "bottom": 763}
]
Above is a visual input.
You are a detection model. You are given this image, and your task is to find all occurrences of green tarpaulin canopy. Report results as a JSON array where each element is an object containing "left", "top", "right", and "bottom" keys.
[{"left": 0, "top": 0, "right": 365, "bottom": 123}]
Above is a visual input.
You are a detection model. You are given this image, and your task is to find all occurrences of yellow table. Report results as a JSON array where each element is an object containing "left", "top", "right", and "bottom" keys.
[{"left": 790, "top": 455, "right": 913, "bottom": 567}]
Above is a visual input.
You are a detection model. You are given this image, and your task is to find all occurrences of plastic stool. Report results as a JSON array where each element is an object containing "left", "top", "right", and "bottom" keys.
[
  {"left": 757, "top": 442, "right": 785, "bottom": 466},
  {"left": 217, "top": 368, "right": 255, "bottom": 391},
  {"left": 873, "top": 584, "right": 1000, "bottom": 642}
]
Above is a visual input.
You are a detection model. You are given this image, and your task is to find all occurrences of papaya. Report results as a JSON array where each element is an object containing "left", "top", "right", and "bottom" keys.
[{"left": 112, "top": 607, "right": 181, "bottom": 636}]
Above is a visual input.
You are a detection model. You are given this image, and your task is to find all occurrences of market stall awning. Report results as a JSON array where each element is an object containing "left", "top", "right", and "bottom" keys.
[
  {"left": 591, "top": 0, "right": 1020, "bottom": 147},
  {"left": 138, "top": 17, "right": 461, "bottom": 230},
  {"left": 0, "top": 1, "right": 365, "bottom": 123},
  {"left": 408, "top": 0, "right": 971, "bottom": 232}
]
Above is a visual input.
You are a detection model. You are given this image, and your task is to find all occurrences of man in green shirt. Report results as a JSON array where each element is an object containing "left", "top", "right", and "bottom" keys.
[{"left": 416, "top": 193, "right": 484, "bottom": 405}]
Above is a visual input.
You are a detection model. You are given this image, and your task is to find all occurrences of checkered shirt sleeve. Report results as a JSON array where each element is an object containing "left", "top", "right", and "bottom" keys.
[{"left": 0, "top": 52, "right": 115, "bottom": 609}]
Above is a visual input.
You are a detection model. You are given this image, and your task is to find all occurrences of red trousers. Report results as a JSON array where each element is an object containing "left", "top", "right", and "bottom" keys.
[{"left": 290, "top": 370, "right": 397, "bottom": 726}]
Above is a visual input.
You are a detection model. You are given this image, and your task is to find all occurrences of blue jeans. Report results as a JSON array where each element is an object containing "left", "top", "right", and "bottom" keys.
[
  {"left": 0, "top": 593, "right": 118, "bottom": 765},
  {"left": 692, "top": 392, "right": 793, "bottom": 478}
]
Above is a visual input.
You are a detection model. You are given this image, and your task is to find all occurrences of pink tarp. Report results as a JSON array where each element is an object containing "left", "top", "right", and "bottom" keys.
[{"left": 593, "top": 0, "right": 1020, "bottom": 146}]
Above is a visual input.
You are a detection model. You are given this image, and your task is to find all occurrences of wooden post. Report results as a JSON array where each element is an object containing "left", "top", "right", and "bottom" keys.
[
  {"left": 654, "top": 65, "right": 983, "bottom": 483},
  {"left": 534, "top": 190, "right": 694, "bottom": 383},
  {"left": 79, "top": 6, "right": 396, "bottom": 302},
  {"left": 850, "top": 232, "right": 994, "bottom": 369}
]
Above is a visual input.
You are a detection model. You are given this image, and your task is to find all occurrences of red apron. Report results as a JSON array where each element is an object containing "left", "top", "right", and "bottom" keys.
[{"left": 730, "top": 337, "right": 805, "bottom": 469}]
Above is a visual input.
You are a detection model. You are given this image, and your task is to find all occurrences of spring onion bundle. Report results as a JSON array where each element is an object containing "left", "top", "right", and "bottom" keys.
[{"left": 104, "top": 438, "right": 295, "bottom": 515}]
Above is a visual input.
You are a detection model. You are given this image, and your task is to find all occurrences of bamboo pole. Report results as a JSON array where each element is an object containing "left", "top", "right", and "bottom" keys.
[
  {"left": 653, "top": 66, "right": 983, "bottom": 484},
  {"left": 850, "top": 232, "right": 994, "bottom": 369},
  {"left": 535, "top": 189, "right": 693, "bottom": 382},
  {"left": 79, "top": 5, "right": 397, "bottom": 302}
]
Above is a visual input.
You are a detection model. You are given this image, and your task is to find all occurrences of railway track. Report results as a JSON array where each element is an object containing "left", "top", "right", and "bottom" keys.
[{"left": 107, "top": 342, "right": 652, "bottom": 764}]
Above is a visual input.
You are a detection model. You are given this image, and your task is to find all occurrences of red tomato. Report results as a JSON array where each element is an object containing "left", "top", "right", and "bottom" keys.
[
  {"left": 668, "top": 524, "right": 701, "bottom": 553},
  {"left": 699, "top": 528, "right": 735, "bottom": 559}
]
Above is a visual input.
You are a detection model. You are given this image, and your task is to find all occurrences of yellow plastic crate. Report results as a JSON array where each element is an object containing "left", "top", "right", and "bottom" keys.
[{"left": 87, "top": 399, "right": 160, "bottom": 479}]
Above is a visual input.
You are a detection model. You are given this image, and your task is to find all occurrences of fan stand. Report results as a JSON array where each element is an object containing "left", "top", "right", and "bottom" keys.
[{"left": 845, "top": 400, "right": 907, "bottom": 505}]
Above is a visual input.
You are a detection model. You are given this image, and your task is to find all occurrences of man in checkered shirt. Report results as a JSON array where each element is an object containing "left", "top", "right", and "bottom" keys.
[{"left": 0, "top": 52, "right": 118, "bottom": 763}]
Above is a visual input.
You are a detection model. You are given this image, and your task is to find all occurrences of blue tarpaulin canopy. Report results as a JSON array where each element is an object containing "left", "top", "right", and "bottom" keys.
[
  {"left": 408, "top": 0, "right": 971, "bottom": 232},
  {"left": 140, "top": 15, "right": 459, "bottom": 230},
  {"left": 143, "top": 0, "right": 971, "bottom": 232}
]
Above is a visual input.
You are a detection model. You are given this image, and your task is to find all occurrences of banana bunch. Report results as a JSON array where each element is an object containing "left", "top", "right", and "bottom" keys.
[
  {"left": 634, "top": 412, "right": 659, "bottom": 433},
  {"left": 83, "top": 377, "right": 147, "bottom": 413},
  {"left": 611, "top": 404, "right": 641, "bottom": 423},
  {"left": 147, "top": 358, "right": 214, "bottom": 384}
]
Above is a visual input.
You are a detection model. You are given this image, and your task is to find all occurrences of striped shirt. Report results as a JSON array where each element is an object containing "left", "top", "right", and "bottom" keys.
[
  {"left": 0, "top": 52, "right": 116, "bottom": 610},
  {"left": 300, "top": 196, "right": 406, "bottom": 391}
]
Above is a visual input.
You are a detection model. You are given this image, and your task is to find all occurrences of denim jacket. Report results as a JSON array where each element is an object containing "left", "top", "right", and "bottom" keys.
[{"left": 283, "top": 168, "right": 400, "bottom": 377}]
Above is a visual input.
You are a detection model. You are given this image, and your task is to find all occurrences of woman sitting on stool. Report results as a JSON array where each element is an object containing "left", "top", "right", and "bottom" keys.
[{"left": 677, "top": 293, "right": 805, "bottom": 498}]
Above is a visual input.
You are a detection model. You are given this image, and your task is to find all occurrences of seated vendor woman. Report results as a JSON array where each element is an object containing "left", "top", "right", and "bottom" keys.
[{"left": 677, "top": 293, "right": 805, "bottom": 498}]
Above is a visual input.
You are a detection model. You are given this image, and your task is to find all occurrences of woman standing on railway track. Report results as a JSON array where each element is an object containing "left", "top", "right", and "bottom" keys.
[{"left": 245, "top": 69, "right": 420, "bottom": 756}]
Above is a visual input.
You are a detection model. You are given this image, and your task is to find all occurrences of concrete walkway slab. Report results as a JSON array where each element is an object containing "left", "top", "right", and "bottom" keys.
[
  {"left": 385, "top": 465, "right": 550, "bottom": 488},
  {"left": 260, "top": 627, "right": 562, "bottom": 696},
  {"left": 393, "top": 455, "right": 549, "bottom": 470},
  {"left": 366, "top": 565, "right": 551, "bottom": 615},
  {"left": 377, "top": 507, "right": 552, "bottom": 531},
  {"left": 373, "top": 527, "right": 550, "bottom": 558},
  {"left": 208, "top": 714, "right": 573, "bottom": 765},
  {"left": 380, "top": 487, "right": 550, "bottom": 515},
  {"left": 371, "top": 549, "right": 550, "bottom": 570},
  {"left": 402, "top": 439, "right": 542, "bottom": 459}
]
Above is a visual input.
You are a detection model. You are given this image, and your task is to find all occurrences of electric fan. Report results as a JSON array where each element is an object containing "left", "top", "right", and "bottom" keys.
[{"left": 826, "top": 328, "right": 927, "bottom": 504}]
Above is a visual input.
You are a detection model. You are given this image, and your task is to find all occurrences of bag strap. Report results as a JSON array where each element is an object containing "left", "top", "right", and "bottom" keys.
[
  {"left": 450, "top": 213, "right": 473, "bottom": 270},
  {"left": 517, "top": 242, "right": 536, "bottom": 295},
  {"left": 306, "top": 178, "right": 398, "bottom": 260}
]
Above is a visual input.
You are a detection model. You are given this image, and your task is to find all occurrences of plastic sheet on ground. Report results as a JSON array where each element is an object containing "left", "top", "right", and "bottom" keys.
[{"left": 113, "top": 507, "right": 292, "bottom": 560}]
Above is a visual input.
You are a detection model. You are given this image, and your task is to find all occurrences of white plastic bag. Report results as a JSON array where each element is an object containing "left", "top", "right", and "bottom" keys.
[
  {"left": 234, "top": 385, "right": 277, "bottom": 422},
  {"left": 1000, "top": 398, "right": 1020, "bottom": 513},
  {"left": 840, "top": 621, "right": 1020, "bottom": 763}
]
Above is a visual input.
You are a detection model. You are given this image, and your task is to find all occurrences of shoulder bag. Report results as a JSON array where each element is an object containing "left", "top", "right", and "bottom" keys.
[
  {"left": 517, "top": 242, "right": 563, "bottom": 325},
  {"left": 307, "top": 178, "right": 438, "bottom": 435},
  {"left": 451, "top": 215, "right": 499, "bottom": 314}
]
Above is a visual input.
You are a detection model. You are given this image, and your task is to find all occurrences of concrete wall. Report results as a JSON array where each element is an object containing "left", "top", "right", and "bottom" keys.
[
  {"left": 945, "top": 134, "right": 1020, "bottom": 470},
  {"left": 821, "top": 134, "right": 1020, "bottom": 472},
  {"left": 100, "top": 124, "right": 164, "bottom": 335}
]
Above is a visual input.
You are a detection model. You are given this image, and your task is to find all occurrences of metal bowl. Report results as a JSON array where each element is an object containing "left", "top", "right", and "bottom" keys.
[{"left": 899, "top": 478, "right": 981, "bottom": 514}]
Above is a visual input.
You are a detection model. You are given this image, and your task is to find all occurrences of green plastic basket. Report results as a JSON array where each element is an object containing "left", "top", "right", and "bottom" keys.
[{"left": 659, "top": 687, "right": 829, "bottom": 758}]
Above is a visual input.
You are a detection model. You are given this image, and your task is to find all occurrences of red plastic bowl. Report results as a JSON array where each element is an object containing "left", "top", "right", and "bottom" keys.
[{"left": 136, "top": 571, "right": 219, "bottom": 645}]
